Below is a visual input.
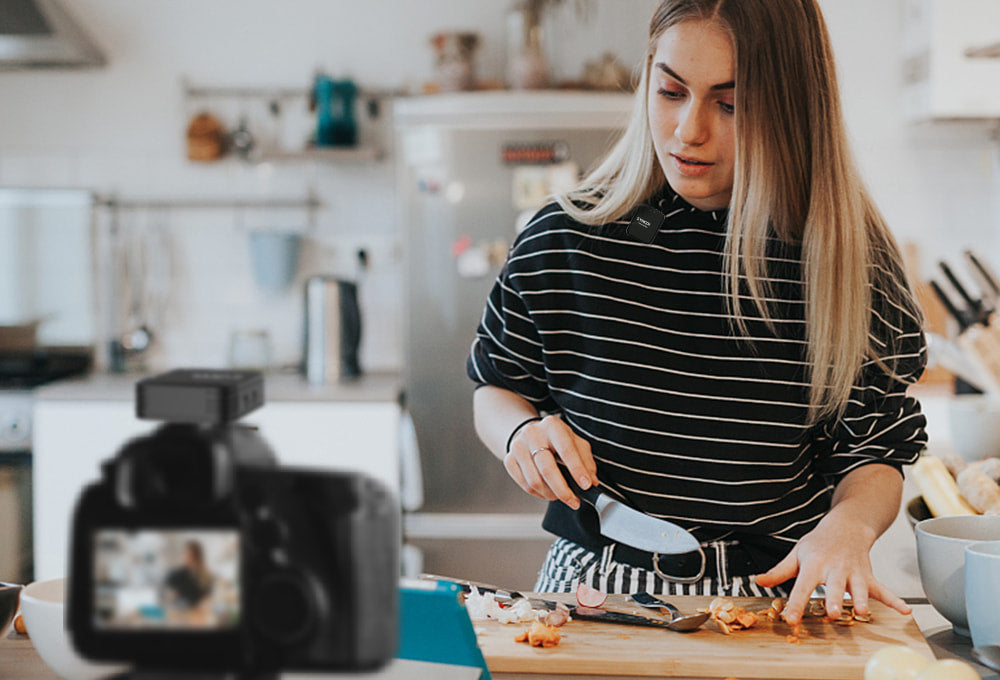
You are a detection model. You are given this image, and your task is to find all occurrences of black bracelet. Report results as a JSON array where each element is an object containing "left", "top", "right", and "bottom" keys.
[{"left": 505, "top": 415, "right": 543, "bottom": 454}]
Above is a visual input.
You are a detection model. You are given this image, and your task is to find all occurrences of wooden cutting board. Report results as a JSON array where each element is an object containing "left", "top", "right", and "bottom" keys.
[{"left": 474, "top": 595, "right": 934, "bottom": 679}]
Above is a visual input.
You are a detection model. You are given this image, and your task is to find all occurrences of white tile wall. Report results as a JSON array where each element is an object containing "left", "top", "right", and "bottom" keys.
[{"left": 0, "top": 0, "right": 997, "bottom": 372}]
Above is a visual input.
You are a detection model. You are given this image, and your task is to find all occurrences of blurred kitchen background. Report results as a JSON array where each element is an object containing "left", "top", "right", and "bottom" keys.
[{"left": 0, "top": 0, "right": 998, "bottom": 590}]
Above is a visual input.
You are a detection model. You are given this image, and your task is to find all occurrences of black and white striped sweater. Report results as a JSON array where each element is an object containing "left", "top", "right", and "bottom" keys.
[{"left": 467, "top": 184, "right": 927, "bottom": 571}]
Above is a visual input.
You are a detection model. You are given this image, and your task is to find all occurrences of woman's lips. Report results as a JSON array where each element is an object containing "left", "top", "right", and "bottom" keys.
[{"left": 671, "top": 153, "right": 714, "bottom": 177}]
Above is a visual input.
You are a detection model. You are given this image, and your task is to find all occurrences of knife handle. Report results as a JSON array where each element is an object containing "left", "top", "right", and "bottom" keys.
[
  {"left": 559, "top": 464, "right": 602, "bottom": 507},
  {"left": 940, "top": 261, "right": 988, "bottom": 324}
]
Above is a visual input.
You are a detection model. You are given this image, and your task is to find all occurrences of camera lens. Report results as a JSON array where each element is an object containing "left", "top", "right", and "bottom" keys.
[{"left": 251, "top": 571, "right": 320, "bottom": 645}]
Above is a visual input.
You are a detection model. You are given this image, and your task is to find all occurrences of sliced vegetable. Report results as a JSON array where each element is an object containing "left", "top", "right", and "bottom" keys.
[{"left": 575, "top": 582, "right": 607, "bottom": 608}]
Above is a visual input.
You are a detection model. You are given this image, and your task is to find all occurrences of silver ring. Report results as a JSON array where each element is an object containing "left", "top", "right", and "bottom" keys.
[{"left": 529, "top": 446, "right": 552, "bottom": 458}]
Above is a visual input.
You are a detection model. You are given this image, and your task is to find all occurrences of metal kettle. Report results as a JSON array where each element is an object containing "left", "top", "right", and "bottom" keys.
[{"left": 303, "top": 276, "right": 362, "bottom": 384}]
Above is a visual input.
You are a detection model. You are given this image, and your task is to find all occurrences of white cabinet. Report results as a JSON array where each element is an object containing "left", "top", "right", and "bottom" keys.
[
  {"left": 33, "top": 394, "right": 398, "bottom": 581},
  {"left": 902, "top": 0, "right": 1000, "bottom": 120}
]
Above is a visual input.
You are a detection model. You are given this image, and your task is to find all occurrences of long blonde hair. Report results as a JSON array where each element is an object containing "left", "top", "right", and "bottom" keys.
[{"left": 556, "top": 0, "right": 922, "bottom": 425}]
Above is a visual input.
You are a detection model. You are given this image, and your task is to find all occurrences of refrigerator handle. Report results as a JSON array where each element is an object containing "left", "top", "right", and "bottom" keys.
[{"left": 398, "top": 395, "right": 425, "bottom": 512}]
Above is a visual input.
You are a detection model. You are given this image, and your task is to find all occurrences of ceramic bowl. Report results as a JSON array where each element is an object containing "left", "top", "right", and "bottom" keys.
[
  {"left": 915, "top": 515, "right": 1000, "bottom": 636},
  {"left": 19, "top": 578, "right": 127, "bottom": 680},
  {"left": 906, "top": 496, "right": 932, "bottom": 527},
  {"left": 948, "top": 395, "right": 1000, "bottom": 462},
  {"left": 0, "top": 581, "right": 22, "bottom": 641}
]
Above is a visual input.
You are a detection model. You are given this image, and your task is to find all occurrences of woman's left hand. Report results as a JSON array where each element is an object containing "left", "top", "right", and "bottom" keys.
[{"left": 753, "top": 464, "right": 911, "bottom": 626}]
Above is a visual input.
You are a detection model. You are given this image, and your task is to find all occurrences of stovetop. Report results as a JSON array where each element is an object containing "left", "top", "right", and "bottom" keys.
[{"left": 0, "top": 346, "right": 93, "bottom": 390}]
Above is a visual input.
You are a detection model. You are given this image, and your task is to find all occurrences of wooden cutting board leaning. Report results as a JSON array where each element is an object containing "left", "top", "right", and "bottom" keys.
[{"left": 474, "top": 594, "right": 934, "bottom": 679}]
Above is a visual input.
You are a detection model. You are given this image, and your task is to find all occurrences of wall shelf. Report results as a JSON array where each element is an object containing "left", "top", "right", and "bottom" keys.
[{"left": 260, "top": 146, "right": 383, "bottom": 163}]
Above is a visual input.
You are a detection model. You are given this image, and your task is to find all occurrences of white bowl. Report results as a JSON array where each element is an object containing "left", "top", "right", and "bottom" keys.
[
  {"left": 948, "top": 395, "right": 1000, "bottom": 462},
  {"left": 19, "top": 578, "right": 127, "bottom": 680},
  {"left": 915, "top": 515, "right": 1000, "bottom": 636}
]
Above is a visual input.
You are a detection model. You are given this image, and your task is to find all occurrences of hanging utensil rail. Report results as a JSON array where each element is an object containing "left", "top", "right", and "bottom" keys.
[{"left": 94, "top": 192, "right": 321, "bottom": 212}]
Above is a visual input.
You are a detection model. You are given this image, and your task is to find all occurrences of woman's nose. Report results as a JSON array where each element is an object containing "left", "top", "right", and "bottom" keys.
[{"left": 675, "top": 103, "right": 709, "bottom": 145}]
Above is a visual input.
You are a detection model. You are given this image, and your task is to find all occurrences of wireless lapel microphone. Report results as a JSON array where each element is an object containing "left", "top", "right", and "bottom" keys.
[{"left": 627, "top": 204, "right": 666, "bottom": 244}]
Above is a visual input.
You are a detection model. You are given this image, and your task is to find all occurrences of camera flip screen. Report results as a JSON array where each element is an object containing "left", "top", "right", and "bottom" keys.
[{"left": 93, "top": 529, "right": 240, "bottom": 630}]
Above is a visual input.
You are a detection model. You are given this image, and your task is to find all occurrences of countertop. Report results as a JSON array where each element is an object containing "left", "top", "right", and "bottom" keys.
[
  {"left": 2, "top": 606, "right": 996, "bottom": 680},
  {"left": 33, "top": 370, "right": 402, "bottom": 404}
]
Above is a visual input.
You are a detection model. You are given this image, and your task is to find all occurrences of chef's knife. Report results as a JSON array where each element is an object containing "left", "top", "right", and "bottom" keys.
[
  {"left": 429, "top": 576, "right": 682, "bottom": 630},
  {"left": 966, "top": 250, "right": 1000, "bottom": 304},
  {"left": 940, "top": 261, "right": 989, "bottom": 325},
  {"left": 930, "top": 279, "right": 972, "bottom": 330},
  {"left": 560, "top": 468, "right": 701, "bottom": 555}
]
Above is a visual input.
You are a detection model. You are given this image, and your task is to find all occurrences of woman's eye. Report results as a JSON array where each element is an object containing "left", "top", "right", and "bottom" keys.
[
  {"left": 719, "top": 101, "right": 735, "bottom": 115},
  {"left": 657, "top": 88, "right": 685, "bottom": 100}
]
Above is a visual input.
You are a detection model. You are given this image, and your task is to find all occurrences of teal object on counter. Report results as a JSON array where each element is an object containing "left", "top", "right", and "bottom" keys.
[
  {"left": 398, "top": 580, "right": 490, "bottom": 679},
  {"left": 313, "top": 75, "right": 358, "bottom": 147}
]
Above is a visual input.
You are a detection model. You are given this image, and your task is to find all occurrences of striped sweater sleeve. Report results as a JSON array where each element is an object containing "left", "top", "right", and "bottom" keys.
[
  {"left": 466, "top": 231, "right": 559, "bottom": 412},
  {"left": 816, "top": 268, "right": 928, "bottom": 482}
]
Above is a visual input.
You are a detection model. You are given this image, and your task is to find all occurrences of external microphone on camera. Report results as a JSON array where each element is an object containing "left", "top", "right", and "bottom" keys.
[{"left": 626, "top": 204, "right": 666, "bottom": 244}]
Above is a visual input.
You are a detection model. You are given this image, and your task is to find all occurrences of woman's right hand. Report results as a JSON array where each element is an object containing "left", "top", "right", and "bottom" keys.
[{"left": 504, "top": 415, "right": 599, "bottom": 510}]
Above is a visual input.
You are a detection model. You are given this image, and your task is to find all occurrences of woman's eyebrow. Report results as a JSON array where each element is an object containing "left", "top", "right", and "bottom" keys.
[{"left": 653, "top": 62, "right": 734, "bottom": 91}]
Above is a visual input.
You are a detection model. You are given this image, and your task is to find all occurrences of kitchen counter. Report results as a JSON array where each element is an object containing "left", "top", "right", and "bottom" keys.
[
  {"left": 34, "top": 370, "right": 401, "bottom": 403},
  {"left": 3, "top": 605, "right": 996, "bottom": 680}
]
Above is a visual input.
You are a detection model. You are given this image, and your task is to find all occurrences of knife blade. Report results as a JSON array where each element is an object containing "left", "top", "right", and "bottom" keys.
[
  {"left": 427, "top": 575, "right": 680, "bottom": 630},
  {"left": 561, "top": 468, "right": 701, "bottom": 555}
]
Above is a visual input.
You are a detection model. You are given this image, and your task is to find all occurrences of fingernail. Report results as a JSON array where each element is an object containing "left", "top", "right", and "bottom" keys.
[
  {"left": 568, "top": 498, "right": 580, "bottom": 510},
  {"left": 578, "top": 476, "right": 591, "bottom": 489}
]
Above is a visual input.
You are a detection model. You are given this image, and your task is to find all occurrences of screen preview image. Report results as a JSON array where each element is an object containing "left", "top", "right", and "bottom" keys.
[{"left": 93, "top": 529, "right": 240, "bottom": 630}]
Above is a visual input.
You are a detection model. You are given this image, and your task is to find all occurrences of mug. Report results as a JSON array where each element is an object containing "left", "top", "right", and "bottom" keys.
[
  {"left": 248, "top": 231, "right": 302, "bottom": 293},
  {"left": 965, "top": 540, "right": 1000, "bottom": 647}
]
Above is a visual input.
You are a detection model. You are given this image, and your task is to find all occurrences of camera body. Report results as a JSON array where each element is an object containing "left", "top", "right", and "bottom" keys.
[{"left": 67, "top": 369, "right": 399, "bottom": 674}]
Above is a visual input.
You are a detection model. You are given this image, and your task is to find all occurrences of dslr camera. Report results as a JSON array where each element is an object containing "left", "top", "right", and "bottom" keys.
[{"left": 67, "top": 369, "right": 399, "bottom": 676}]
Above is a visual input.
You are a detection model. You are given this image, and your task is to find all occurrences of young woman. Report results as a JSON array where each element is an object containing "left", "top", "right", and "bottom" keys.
[{"left": 467, "top": 0, "right": 926, "bottom": 627}]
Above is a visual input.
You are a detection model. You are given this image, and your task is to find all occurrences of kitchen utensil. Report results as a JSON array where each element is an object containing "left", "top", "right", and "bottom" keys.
[
  {"left": 476, "top": 594, "right": 933, "bottom": 678},
  {"left": 429, "top": 575, "right": 685, "bottom": 631},
  {"left": 303, "top": 276, "right": 362, "bottom": 384},
  {"left": 965, "top": 541, "right": 1000, "bottom": 648},
  {"left": 966, "top": 250, "right": 1000, "bottom": 307},
  {"left": 229, "top": 115, "right": 255, "bottom": 160},
  {"left": 929, "top": 278, "right": 1000, "bottom": 393},
  {"left": 560, "top": 468, "right": 701, "bottom": 556},
  {"left": 972, "top": 645, "right": 1000, "bottom": 673},
  {"left": 940, "top": 261, "right": 990, "bottom": 325},
  {"left": 930, "top": 279, "right": 972, "bottom": 330},
  {"left": 248, "top": 230, "right": 301, "bottom": 293},
  {"left": 915, "top": 515, "right": 1000, "bottom": 636},
  {"left": 629, "top": 591, "right": 710, "bottom": 631},
  {"left": 421, "top": 574, "right": 525, "bottom": 600}
]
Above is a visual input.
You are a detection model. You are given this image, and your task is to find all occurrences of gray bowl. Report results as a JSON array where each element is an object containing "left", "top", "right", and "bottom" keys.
[{"left": 915, "top": 515, "right": 1000, "bottom": 636}]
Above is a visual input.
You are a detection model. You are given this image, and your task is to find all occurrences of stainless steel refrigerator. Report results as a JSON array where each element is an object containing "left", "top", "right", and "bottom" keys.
[{"left": 395, "top": 92, "right": 631, "bottom": 588}]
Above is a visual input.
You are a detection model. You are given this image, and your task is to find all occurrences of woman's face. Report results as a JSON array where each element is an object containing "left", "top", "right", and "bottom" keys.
[{"left": 647, "top": 18, "right": 736, "bottom": 211}]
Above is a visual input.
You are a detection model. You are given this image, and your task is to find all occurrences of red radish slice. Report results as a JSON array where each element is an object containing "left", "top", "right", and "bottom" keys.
[{"left": 576, "top": 582, "right": 607, "bottom": 608}]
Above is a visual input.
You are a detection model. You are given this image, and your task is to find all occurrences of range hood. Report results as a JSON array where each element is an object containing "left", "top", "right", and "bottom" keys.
[{"left": 0, "top": 0, "right": 104, "bottom": 69}]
